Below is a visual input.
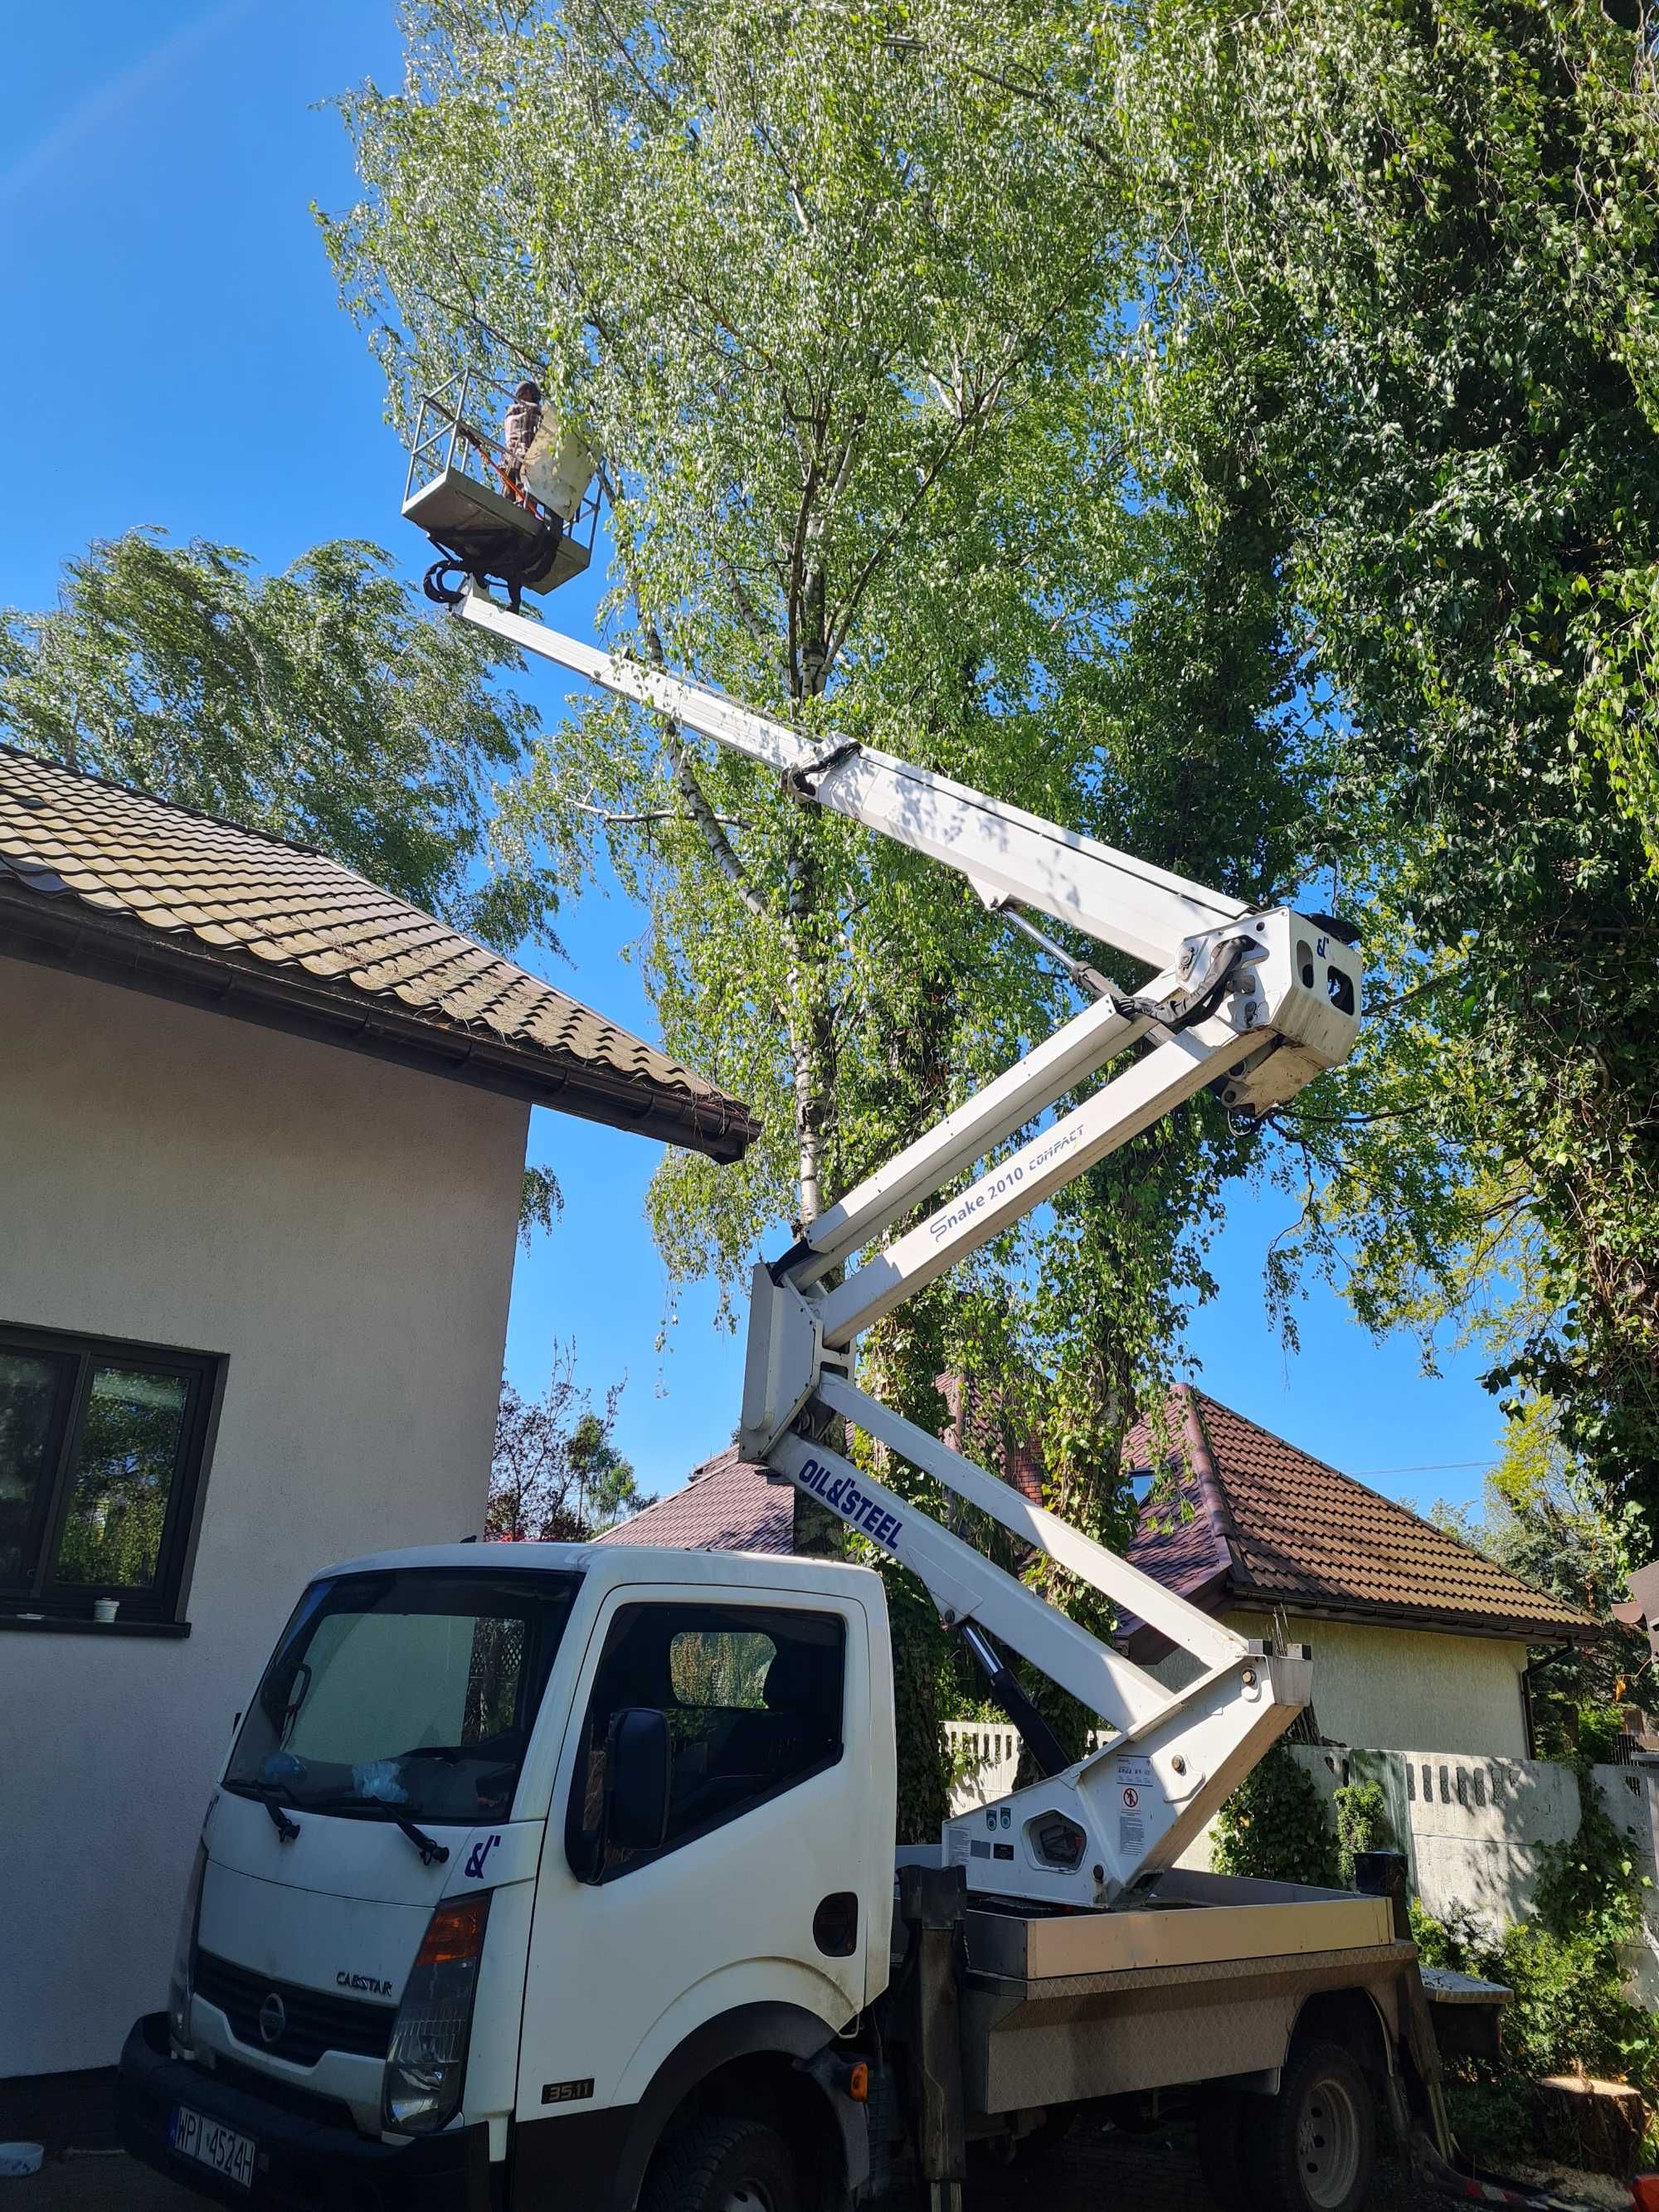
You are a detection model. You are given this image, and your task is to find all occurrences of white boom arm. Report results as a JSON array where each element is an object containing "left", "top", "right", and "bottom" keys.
[{"left": 459, "top": 590, "right": 1359, "bottom": 1905}]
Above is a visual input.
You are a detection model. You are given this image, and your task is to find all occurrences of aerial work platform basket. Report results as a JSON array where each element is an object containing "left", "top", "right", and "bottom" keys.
[{"left": 402, "top": 370, "right": 599, "bottom": 608}]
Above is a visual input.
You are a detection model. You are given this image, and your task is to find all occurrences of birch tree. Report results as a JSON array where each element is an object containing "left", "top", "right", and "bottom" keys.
[{"left": 324, "top": 0, "right": 1318, "bottom": 1811}]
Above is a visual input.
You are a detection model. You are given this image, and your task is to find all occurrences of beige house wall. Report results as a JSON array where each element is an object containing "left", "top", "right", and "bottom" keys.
[
  {"left": 0, "top": 960, "right": 529, "bottom": 2077},
  {"left": 1145, "top": 1610, "right": 1530, "bottom": 1758}
]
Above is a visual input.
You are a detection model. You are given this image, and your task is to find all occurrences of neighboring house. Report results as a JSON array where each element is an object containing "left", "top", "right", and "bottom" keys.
[
  {"left": 0, "top": 744, "right": 756, "bottom": 2092},
  {"left": 604, "top": 1390, "right": 1596, "bottom": 1763},
  {"left": 1121, "top": 1387, "right": 1598, "bottom": 1758},
  {"left": 597, "top": 1443, "right": 789, "bottom": 1556}
]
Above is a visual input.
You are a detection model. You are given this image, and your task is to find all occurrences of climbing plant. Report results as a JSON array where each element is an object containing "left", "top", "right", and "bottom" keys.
[
  {"left": 1332, "top": 1777, "right": 1394, "bottom": 1888},
  {"left": 1211, "top": 1743, "right": 1339, "bottom": 1888}
]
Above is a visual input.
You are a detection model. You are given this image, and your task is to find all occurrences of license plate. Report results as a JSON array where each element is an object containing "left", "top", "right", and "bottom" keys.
[{"left": 168, "top": 2104, "right": 255, "bottom": 2190}]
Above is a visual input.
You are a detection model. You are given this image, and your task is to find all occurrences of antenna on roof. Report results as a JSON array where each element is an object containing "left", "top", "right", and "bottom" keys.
[{"left": 402, "top": 370, "right": 600, "bottom": 612}]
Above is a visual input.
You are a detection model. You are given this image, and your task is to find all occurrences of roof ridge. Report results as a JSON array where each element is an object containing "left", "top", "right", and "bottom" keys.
[
  {"left": 1175, "top": 1383, "right": 1244, "bottom": 1584},
  {"left": 608, "top": 1446, "right": 742, "bottom": 1526},
  {"left": 1173, "top": 1385, "right": 1594, "bottom": 1632}
]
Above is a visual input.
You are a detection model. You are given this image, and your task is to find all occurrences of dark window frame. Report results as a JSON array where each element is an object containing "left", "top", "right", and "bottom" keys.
[
  {"left": 0, "top": 1320, "right": 226, "bottom": 1626},
  {"left": 566, "top": 1598, "right": 847, "bottom": 1885}
]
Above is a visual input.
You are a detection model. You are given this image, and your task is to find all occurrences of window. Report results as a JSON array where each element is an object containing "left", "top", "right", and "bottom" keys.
[
  {"left": 567, "top": 1602, "right": 845, "bottom": 1882},
  {"left": 0, "top": 1322, "right": 223, "bottom": 1626},
  {"left": 224, "top": 1569, "right": 579, "bottom": 1824}
]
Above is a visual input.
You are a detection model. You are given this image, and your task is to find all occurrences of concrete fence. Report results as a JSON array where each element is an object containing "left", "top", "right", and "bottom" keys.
[{"left": 942, "top": 1720, "right": 1659, "bottom": 2005}]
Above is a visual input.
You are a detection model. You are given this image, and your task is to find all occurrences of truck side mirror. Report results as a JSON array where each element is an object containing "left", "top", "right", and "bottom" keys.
[{"left": 605, "top": 1707, "right": 671, "bottom": 1851}]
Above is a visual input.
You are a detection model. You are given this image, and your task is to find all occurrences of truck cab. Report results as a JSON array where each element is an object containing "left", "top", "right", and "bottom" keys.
[{"left": 119, "top": 1541, "right": 895, "bottom": 2212}]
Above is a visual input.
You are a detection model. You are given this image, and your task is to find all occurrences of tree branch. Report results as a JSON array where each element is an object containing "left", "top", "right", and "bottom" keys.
[
  {"left": 601, "top": 468, "right": 771, "bottom": 925},
  {"left": 577, "top": 798, "right": 752, "bottom": 829}
]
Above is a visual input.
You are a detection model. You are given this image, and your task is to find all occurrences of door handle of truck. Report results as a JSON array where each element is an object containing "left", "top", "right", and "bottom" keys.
[{"left": 813, "top": 1892, "right": 859, "bottom": 1957}]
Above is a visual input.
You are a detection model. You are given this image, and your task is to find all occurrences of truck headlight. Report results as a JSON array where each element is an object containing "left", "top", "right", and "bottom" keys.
[
  {"left": 168, "top": 1843, "right": 208, "bottom": 2054},
  {"left": 382, "top": 1892, "right": 491, "bottom": 2136}
]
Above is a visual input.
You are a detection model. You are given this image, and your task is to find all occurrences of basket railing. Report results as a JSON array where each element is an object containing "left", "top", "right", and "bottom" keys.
[{"left": 403, "top": 372, "right": 602, "bottom": 562}]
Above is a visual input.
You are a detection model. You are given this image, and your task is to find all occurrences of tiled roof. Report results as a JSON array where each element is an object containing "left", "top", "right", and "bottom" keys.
[
  {"left": 594, "top": 1445, "right": 792, "bottom": 1555},
  {"left": 1120, "top": 1386, "right": 1598, "bottom": 1652},
  {"left": 592, "top": 1385, "right": 1598, "bottom": 1649},
  {"left": 0, "top": 743, "right": 757, "bottom": 1159}
]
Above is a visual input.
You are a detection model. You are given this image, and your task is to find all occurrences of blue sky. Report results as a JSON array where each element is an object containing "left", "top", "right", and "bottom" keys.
[{"left": 2, "top": 2, "right": 1511, "bottom": 1517}]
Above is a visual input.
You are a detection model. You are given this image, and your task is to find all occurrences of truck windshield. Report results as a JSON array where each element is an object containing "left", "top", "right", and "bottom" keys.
[{"left": 224, "top": 1567, "right": 580, "bottom": 1826}]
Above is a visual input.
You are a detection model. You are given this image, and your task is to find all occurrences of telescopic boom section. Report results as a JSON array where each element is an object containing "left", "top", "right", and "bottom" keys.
[{"left": 455, "top": 591, "right": 1360, "bottom": 1904}]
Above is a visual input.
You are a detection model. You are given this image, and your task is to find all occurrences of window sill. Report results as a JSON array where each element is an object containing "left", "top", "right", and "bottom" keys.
[{"left": 0, "top": 1612, "right": 191, "bottom": 1640}]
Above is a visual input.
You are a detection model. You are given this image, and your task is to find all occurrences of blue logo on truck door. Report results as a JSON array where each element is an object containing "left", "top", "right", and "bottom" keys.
[
  {"left": 794, "top": 1457, "right": 904, "bottom": 1548},
  {"left": 464, "top": 1833, "right": 501, "bottom": 1882}
]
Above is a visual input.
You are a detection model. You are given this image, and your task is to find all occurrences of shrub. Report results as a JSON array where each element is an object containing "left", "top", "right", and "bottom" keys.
[
  {"left": 1212, "top": 1743, "right": 1338, "bottom": 1886},
  {"left": 1411, "top": 1777, "right": 1659, "bottom": 2166},
  {"left": 1333, "top": 1777, "right": 1393, "bottom": 1885}
]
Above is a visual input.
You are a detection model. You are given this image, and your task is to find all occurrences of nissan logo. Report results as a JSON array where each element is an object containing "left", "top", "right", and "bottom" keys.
[{"left": 258, "top": 1992, "right": 286, "bottom": 2047}]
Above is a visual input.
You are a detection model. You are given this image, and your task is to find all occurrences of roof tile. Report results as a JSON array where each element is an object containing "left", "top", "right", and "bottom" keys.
[
  {"left": 0, "top": 743, "right": 756, "bottom": 1155},
  {"left": 594, "top": 1446, "right": 793, "bottom": 1556},
  {"left": 1121, "top": 1386, "right": 1595, "bottom": 1647}
]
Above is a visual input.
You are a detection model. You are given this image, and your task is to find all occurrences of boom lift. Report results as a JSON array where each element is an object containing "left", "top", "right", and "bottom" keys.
[
  {"left": 456, "top": 586, "right": 1364, "bottom": 1908},
  {"left": 113, "top": 530, "right": 1573, "bottom": 2212}
]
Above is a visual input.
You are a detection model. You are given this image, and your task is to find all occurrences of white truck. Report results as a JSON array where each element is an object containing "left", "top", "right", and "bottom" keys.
[{"left": 119, "top": 558, "right": 1547, "bottom": 2212}]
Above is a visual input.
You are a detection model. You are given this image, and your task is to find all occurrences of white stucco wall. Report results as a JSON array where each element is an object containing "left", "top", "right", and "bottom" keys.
[
  {"left": 1145, "top": 1611, "right": 1531, "bottom": 1757},
  {"left": 0, "top": 960, "right": 529, "bottom": 2078}
]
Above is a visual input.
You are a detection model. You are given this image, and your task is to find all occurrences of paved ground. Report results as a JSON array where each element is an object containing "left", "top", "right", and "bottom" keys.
[{"left": 7, "top": 2122, "right": 1457, "bottom": 2212}]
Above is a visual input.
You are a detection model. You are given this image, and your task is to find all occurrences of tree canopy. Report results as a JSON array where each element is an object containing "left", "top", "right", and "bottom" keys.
[
  {"left": 0, "top": 527, "right": 557, "bottom": 950},
  {"left": 1101, "top": 0, "right": 1659, "bottom": 1521},
  {"left": 325, "top": 0, "right": 1335, "bottom": 1807},
  {"left": 323, "top": 0, "right": 1659, "bottom": 1799}
]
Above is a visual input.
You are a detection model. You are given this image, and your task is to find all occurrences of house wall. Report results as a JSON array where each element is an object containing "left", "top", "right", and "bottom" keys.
[
  {"left": 0, "top": 961, "right": 529, "bottom": 2078},
  {"left": 1144, "top": 1611, "right": 1531, "bottom": 1757}
]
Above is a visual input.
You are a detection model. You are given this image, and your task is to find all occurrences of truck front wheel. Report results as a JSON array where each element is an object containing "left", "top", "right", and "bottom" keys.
[
  {"left": 1246, "top": 2040, "right": 1376, "bottom": 2212},
  {"left": 641, "top": 2114, "right": 801, "bottom": 2212}
]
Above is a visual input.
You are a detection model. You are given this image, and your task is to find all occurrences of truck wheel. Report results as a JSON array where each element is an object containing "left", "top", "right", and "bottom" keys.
[
  {"left": 1245, "top": 2041, "right": 1375, "bottom": 2212},
  {"left": 641, "top": 2115, "right": 801, "bottom": 2212}
]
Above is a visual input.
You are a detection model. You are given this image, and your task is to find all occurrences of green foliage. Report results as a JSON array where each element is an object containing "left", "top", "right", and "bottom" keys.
[
  {"left": 1332, "top": 1778, "right": 1394, "bottom": 1888},
  {"left": 518, "top": 1165, "right": 565, "bottom": 1250},
  {"left": 489, "top": 1349, "right": 648, "bottom": 1542},
  {"left": 1533, "top": 1771, "right": 1647, "bottom": 1945},
  {"left": 1411, "top": 1780, "right": 1659, "bottom": 2160},
  {"left": 328, "top": 0, "right": 1334, "bottom": 1826},
  {"left": 879, "top": 1553, "right": 951, "bottom": 1845},
  {"left": 1107, "top": 0, "right": 1659, "bottom": 1519},
  {"left": 1434, "top": 1398, "right": 1647, "bottom": 1744},
  {"left": 51, "top": 1373, "right": 186, "bottom": 1590},
  {"left": 0, "top": 529, "right": 557, "bottom": 948},
  {"left": 1212, "top": 1743, "right": 1338, "bottom": 1888},
  {"left": 668, "top": 1629, "right": 773, "bottom": 1711}
]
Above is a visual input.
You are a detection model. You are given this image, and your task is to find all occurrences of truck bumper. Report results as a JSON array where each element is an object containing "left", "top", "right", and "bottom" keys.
[{"left": 118, "top": 2013, "right": 501, "bottom": 2211}]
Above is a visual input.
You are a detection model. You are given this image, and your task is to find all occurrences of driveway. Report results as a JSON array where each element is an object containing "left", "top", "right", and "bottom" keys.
[{"left": 10, "top": 2122, "right": 1459, "bottom": 2212}]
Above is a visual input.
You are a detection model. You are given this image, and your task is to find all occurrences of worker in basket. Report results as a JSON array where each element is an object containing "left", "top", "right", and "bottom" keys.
[{"left": 502, "top": 380, "right": 542, "bottom": 499}]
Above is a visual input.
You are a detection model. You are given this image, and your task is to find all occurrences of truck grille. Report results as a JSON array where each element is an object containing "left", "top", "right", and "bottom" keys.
[{"left": 195, "top": 1951, "right": 396, "bottom": 2068}]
